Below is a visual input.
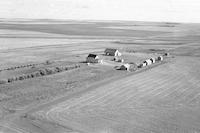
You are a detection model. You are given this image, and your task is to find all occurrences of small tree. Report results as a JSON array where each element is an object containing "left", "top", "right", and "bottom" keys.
[
  {"left": 55, "top": 67, "right": 62, "bottom": 72},
  {"left": 31, "top": 74, "right": 35, "bottom": 78},
  {"left": 39, "top": 69, "right": 46, "bottom": 76},
  {"left": 45, "top": 68, "right": 53, "bottom": 75},
  {"left": 19, "top": 76, "right": 25, "bottom": 80},
  {"left": 27, "top": 75, "right": 31, "bottom": 79},
  {"left": 35, "top": 72, "right": 41, "bottom": 77}
]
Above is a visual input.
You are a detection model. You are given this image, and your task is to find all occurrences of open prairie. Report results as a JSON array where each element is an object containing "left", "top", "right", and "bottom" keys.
[{"left": 0, "top": 19, "right": 200, "bottom": 133}]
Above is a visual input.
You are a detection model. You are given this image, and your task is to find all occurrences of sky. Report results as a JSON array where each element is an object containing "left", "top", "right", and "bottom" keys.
[{"left": 0, "top": 0, "right": 200, "bottom": 23}]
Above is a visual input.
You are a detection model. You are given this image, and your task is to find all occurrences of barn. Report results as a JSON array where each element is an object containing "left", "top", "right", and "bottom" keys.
[
  {"left": 86, "top": 54, "right": 99, "bottom": 63},
  {"left": 150, "top": 58, "right": 156, "bottom": 63},
  {"left": 157, "top": 56, "right": 163, "bottom": 61},
  {"left": 120, "top": 64, "right": 130, "bottom": 71},
  {"left": 144, "top": 59, "right": 152, "bottom": 66},
  {"left": 104, "top": 48, "right": 122, "bottom": 56}
]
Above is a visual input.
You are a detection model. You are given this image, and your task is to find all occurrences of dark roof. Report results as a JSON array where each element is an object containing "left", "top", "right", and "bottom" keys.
[
  {"left": 104, "top": 48, "right": 118, "bottom": 53},
  {"left": 87, "top": 54, "right": 98, "bottom": 58}
]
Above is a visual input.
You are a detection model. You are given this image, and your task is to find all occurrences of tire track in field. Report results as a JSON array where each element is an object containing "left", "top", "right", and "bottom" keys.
[{"left": 31, "top": 57, "right": 200, "bottom": 133}]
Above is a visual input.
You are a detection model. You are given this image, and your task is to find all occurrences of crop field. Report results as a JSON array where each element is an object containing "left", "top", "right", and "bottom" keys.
[{"left": 0, "top": 19, "right": 200, "bottom": 133}]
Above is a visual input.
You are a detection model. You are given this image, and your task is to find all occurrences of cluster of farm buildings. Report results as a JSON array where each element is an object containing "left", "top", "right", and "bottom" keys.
[{"left": 86, "top": 48, "right": 168, "bottom": 71}]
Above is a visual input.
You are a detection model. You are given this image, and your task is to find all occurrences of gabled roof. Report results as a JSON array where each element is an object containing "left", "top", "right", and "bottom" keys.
[
  {"left": 104, "top": 48, "right": 118, "bottom": 53},
  {"left": 87, "top": 54, "right": 98, "bottom": 58}
]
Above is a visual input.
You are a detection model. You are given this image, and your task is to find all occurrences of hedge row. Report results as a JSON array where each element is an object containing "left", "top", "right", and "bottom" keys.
[
  {"left": 0, "top": 63, "right": 39, "bottom": 72},
  {"left": 0, "top": 64, "right": 80, "bottom": 84}
]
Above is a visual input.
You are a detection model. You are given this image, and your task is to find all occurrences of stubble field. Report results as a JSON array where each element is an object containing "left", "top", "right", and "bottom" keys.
[{"left": 0, "top": 19, "right": 200, "bottom": 133}]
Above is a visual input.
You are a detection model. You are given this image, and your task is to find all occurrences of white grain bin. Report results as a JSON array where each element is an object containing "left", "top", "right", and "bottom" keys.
[
  {"left": 142, "top": 63, "right": 147, "bottom": 67},
  {"left": 150, "top": 58, "right": 156, "bottom": 63},
  {"left": 144, "top": 59, "right": 152, "bottom": 66},
  {"left": 157, "top": 56, "right": 163, "bottom": 61}
]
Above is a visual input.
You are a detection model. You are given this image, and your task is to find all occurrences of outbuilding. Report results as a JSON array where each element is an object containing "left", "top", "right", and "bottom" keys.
[
  {"left": 119, "top": 64, "right": 130, "bottom": 71},
  {"left": 104, "top": 48, "right": 122, "bottom": 56},
  {"left": 142, "top": 63, "right": 147, "bottom": 67},
  {"left": 86, "top": 54, "right": 99, "bottom": 63},
  {"left": 150, "top": 58, "right": 156, "bottom": 63},
  {"left": 157, "top": 56, "right": 163, "bottom": 61}
]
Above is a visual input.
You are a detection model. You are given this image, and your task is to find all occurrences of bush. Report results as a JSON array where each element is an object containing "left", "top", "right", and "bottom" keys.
[
  {"left": 64, "top": 67, "right": 69, "bottom": 70},
  {"left": 31, "top": 74, "right": 35, "bottom": 78},
  {"left": 27, "top": 75, "right": 31, "bottom": 79},
  {"left": 39, "top": 69, "right": 46, "bottom": 76},
  {"left": 35, "top": 72, "right": 41, "bottom": 77},
  {"left": 55, "top": 67, "right": 62, "bottom": 72},
  {"left": 75, "top": 64, "right": 80, "bottom": 68},
  {"left": 8, "top": 78, "right": 15, "bottom": 82},
  {"left": 45, "top": 60, "right": 51, "bottom": 65},
  {"left": 13, "top": 77, "right": 17, "bottom": 81},
  {"left": 45, "top": 68, "right": 54, "bottom": 75},
  {"left": 19, "top": 76, "right": 25, "bottom": 80}
]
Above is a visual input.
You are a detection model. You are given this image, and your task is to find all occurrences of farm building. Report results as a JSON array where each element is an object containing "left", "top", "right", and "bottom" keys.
[
  {"left": 86, "top": 54, "right": 99, "bottom": 63},
  {"left": 120, "top": 64, "right": 130, "bottom": 71},
  {"left": 104, "top": 48, "right": 122, "bottom": 56},
  {"left": 144, "top": 59, "right": 152, "bottom": 66},
  {"left": 157, "top": 56, "right": 163, "bottom": 61},
  {"left": 142, "top": 63, "right": 147, "bottom": 67},
  {"left": 150, "top": 58, "right": 156, "bottom": 63}
]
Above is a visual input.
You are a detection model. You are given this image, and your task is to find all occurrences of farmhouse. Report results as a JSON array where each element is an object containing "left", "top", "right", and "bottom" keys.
[
  {"left": 120, "top": 64, "right": 130, "bottom": 71},
  {"left": 86, "top": 54, "right": 99, "bottom": 63},
  {"left": 157, "top": 56, "right": 163, "bottom": 61},
  {"left": 150, "top": 58, "right": 156, "bottom": 63},
  {"left": 104, "top": 48, "right": 122, "bottom": 56},
  {"left": 144, "top": 59, "right": 152, "bottom": 66}
]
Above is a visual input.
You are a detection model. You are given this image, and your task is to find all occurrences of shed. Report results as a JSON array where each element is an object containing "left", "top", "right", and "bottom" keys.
[
  {"left": 144, "top": 59, "right": 152, "bottom": 66},
  {"left": 150, "top": 58, "right": 156, "bottom": 63},
  {"left": 119, "top": 64, "right": 130, "bottom": 71},
  {"left": 157, "top": 56, "right": 163, "bottom": 61},
  {"left": 104, "top": 48, "right": 122, "bottom": 56},
  {"left": 86, "top": 54, "right": 99, "bottom": 63}
]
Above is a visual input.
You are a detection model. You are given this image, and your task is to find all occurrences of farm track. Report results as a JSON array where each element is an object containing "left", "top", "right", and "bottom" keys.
[{"left": 17, "top": 56, "right": 200, "bottom": 133}]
